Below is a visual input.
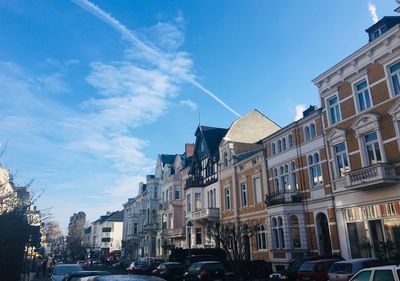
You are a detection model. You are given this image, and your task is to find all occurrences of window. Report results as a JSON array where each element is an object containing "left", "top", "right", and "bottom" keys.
[
  {"left": 305, "top": 126, "right": 311, "bottom": 141},
  {"left": 364, "top": 132, "right": 382, "bottom": 165},
  {"left": 273, "top": 168, "right": 280, "bottom": 193},
  {"left": 280, "top": 165, "right": 289, "bottom": 192},
  {"left": 290, "top": 215, "right": 301, "bottom": 248},
  {"left": 334, "top": 143, "right": 349, "bottom": 177},
  {"left": 271, "top": 143, "right": 276, "bottom": 155},
  {"left": 355, "top": 80, "right": 372, "bottom": 112},
  {"left": 195, "top": 228, "right": 202, "bottom": 245},
  {"left": 327, "top": 95, "right": 341, "bottom": 125},
  {"left": 310, "top": 123, "right": 316, "bottom": 138},
  {"left": 224, "top": 188, "right": 231, "bottom": 210},
  {"left": 282, "top": 138, "right": 286, "bottom": 150},
  {"left": 373, "top": 270, "right": 394, "bottom": 281},
  {"left": 186, "top": 194, "right": 191, "bottom": 213},
  {"left": 308, "top": 153, "right": 323, "bottom": 187},
  {"left": 133, "top": 223, "right": 138, "bottom": 235},
  {"left": 290, "top": 162, "right": 298, "bottom": 190},
  {"left": 371, "top": 25, "right": 387, "bottom": 40},
  {"left": 288, "top": 134, "right": 293, "bottom": 147},
  {"left": 175, "top": 186, "right": 180, "bottom": 200},
  {"left": 277, "top": 140, "right": 282, "bottom": 153},
  {"left": 256, "top": 225, "right": 267, "bottom": 250},
  {"left": 195, "top": 193, "right": 201, "bottom": 211},
  {"left": 389, "top": 61, "right": 400, "bottom": 96},
  {"left": 240, "top": 182, "right": 248, "bottom": 207},
  {"left": 224, "top": 152, "right": 228, "bottom": 167},
  {"left": 351, "top": 271, "right": 371, "bottom": 281},
  {"left": 272, "top": 216, "right": 285, "bottom": 249},
  {"left": 253, "top": 177, "right": 262, "bottom": 204}
]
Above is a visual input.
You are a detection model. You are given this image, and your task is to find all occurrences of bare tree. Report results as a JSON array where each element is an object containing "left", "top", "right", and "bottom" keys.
[{"left": 207, "top": 221, "right": 258, "bottom": 261}]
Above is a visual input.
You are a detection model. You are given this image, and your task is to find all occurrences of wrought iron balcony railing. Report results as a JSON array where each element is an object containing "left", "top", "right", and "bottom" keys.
[{"left": 265, "top": 190, "right": 302, "bottom": 207}]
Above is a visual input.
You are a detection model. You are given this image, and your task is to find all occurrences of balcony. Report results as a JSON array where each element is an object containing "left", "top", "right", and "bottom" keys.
[
  {"left": 185, "top": 175, "right": 218, "bottom": 189},
  {"left": 345, "top": 163, "right": 398, "bottom": 189},
  {"left": 188, "top": 207, "right": 220, "bottom": 222},
  {"left": 265, "top": 190, "right": 302, "bottom": 207},
  {"left": 167, "top": 227, "right": 185, "bottom": 238}
]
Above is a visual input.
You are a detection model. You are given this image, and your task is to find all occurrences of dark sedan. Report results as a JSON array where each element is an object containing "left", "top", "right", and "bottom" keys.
[
  {"left": 127, "top": 261, "right": 152, "bottom": 275},
  {"left": 152, "top": 262, "right": 184, "bottom": 281},
  {"left": 184, "top": 261, "right": 225, "bottom": 281}
]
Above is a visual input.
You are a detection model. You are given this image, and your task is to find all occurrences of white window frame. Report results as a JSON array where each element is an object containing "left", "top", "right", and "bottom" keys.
[
  {"left": 288, "top": 134, "right": 293, "bottom": 148},
  {"left": 326, "top": 93, "right": 342, "bottom": 126},
  {"left": 224, "top": 187, "right": 231, "bottom": 210},
  {"left": 253, "top": 176, "right": 262, "bottom": 204},
  {"left": 387, "top": 60, "right": 400, "bottom": 97},
  {"left": 333, "top": 142, "right": 350, "bottom": 178},
  {"left": 389, "top": 100, "right": 400, "bottom": 151},
  {"left": 186, "top": 193, "right": 191, "bottom": 213},
  {"left": 240, "top": 182, "right": 248, "bottom": 207},
  {"left": 308, "top": 153, "right": 323, "bottom": 187},
  {"left": 271, "top": 142, "right": 276, "bottom": 155},
  {"left": 256, "top": 225, "right": 267, "bottom": 250},
  {"left": 352, "top": 77, "right": 373, "bottom": 113}
]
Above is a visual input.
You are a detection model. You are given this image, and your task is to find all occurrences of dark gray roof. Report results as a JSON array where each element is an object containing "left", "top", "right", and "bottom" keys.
[
  {"left": 160, "top": 154, "right": 176, "bottom": 165},
  {"left": 196, "top": 126, "right": 228, "bottom": 157},
  {"left": 106, "top": 210, "right": 124, "bottom": 222}
]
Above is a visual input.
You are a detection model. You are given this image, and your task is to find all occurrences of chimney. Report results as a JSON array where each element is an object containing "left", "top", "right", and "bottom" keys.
[
  {"left": 185, "top": 143, "right": 195, "bottom": 157},
  {"left": 302, "top": 105, "right": 317, "bottom": 118}
]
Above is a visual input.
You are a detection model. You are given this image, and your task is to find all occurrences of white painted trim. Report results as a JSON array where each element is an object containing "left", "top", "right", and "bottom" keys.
[{"left": 351, "top": 75, "right": 373, "bottom": 114}]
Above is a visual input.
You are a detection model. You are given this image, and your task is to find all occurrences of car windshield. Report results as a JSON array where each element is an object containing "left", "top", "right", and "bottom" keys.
[
  {"left": 53, "top": 265, "right": 83, "bottom": 275},
  {"left": 329, "top": 263, "right": 352, "bottom": 273},
  {"left": 299, "top": 262, "right": 314, "bottom": 272}
]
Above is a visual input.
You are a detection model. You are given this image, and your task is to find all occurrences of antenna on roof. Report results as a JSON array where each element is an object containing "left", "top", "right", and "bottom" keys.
[{"left": 198, "top": 113, "right": 201, "bottom": 126}]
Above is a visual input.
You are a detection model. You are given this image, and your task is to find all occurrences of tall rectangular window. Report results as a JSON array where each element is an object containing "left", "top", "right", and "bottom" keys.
[
  {"left": 240, "top": 183, "right": 248, "bottom": 207},
  {"left": 133, "top": 223, "right": 138, "bottom": 235},
  {"left": 328, "top": 95, "right": 341, "bottom": 125},
  {"left": 334, "top": 143, "right": 349, "bottom": 177},
  {"left": 355, "top": 80, "right": 372, "bottom": 112},
  {"left": 253, "top": 177, "right": 262, "bottom": 204},
  {"left": 364, "top": 132, "right": 382, "bottom": 165},
  {"left": 186, "top": 194, "right": 191, "bottom": 213},
  {"left": 195, "top": 228, "right": 202, "bottom": 245},
  {"left": 195, "top": 193, "right": 201, "bottom": 210},
  {"left": 224, "top": 188, "right": 230, "bottom": 210},
  {"left": 174, "top": 186, "right": 180, "bottom": 200},
  {"left": 390, "top": 61, "right": 400, "bottom": 96}
]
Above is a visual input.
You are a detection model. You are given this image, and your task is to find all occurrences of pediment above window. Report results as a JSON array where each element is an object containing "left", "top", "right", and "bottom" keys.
[
  {"left": 327, "top": 128, "right": 347, "bottom": 145},
  {"left": 351, "top": 113, "right": 381, "bottom": 136},
  {"left": 389, "top": 99, "right": 400, "bottom": 119}
]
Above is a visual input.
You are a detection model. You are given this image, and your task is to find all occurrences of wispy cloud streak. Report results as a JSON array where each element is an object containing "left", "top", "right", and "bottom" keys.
[
  {"left": 368, "top": 2, "right": 378, "bottom": 24},
  {"left": 72, "top": 0, "right": 241, "bottom": 117}
]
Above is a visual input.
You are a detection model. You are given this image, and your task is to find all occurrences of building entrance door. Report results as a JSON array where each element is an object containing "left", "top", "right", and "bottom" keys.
[{"left": 316, "top": 213, "right": 332, "bottom": 256}]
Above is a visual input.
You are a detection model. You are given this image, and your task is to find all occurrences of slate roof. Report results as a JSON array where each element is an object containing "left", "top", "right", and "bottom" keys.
[
  {"left": 106, "top": 210, "right": 124, "bottom": 222},
  {"left": 160, "top": 154, "right": 176, "bottom": 165},
  {"left": 196, "top": 126, "right": 228, "bottom": 157}
]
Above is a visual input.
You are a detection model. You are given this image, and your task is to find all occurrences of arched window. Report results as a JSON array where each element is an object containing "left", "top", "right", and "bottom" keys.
[
  {"left": 310, "top": 123, "right": 316, "bottom": 138},
  {"left": 290, "top": 215, "right": 301, "bottom": 248},
  {"left": 305, "top": 126, "right": 311, "bottom": 141},
  {"left": 271, "top": 143, "right": 276, "bottom": 155},
  {"left": 281, "top": 164, "right": 289, "bottom": 192},
  {"left": 277, "top": 140, "right": 282, "bottom": 152},
  {"left": 290, "top": 161, "right": 298, "bottom": 190},
  {"left": 256, "top": 225, "right": 267, "bottom": 250},
  {"left": 272, "top": 216, "right": 285, "bottom": 249},
  {"left": 288, "top": 134, "right": 293, "bottom": 148},
  {"left": 282, "top": 137, "right": 286, "bottom": 150},
  {"left": 273, "top": 168, "right": 279, "bottom": 193},
  {"left": 224, "top": 152, "right": 228, "bottom": 167},
  {"left": 309, "top": 153, "right": 323, "bottom": 187}
]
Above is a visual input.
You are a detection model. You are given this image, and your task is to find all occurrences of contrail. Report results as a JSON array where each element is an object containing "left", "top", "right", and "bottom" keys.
[{"left": 72, "top": 0, "right": 241, "bottom": 117}]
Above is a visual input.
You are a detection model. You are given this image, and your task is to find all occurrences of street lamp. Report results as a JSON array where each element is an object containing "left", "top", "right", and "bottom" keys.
[{"left": 186, "top": 220, "right": 193, "bottom": 257}]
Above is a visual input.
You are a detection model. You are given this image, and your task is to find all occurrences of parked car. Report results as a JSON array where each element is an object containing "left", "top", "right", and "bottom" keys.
[
  {"left": 349, "top": 265, "right": 400, "bottom": 281},
  {"left": 50, "top": 264, "right": 84, "bottom": 281},
  {"left": 224, "top": 259, "right": 273, "bottom": 281},
  {"left": 328, "top": 258, "right": 380, "bottom": 281},
  {"left": 296, "top": 258, "right": 343, "bottom": 281},
  {"left": 127, "top": 261, "right": 152, "bottom": 275},
  {"left": 76, "top": 275, "right": 166, "bottom": 281},
  {"left": 62, "top": 271, "right": 111, "bottom": 281},
  {"left": 184, "top": 261, "right": 226, "bottom": 281},
  {"left": 271, "top": 255, "right": 344, "bottom": 280},
  {"left": 152, "top": 262, "right": 185, "bottom": 281},
  {"left": 185, "top": 255, "right": 220, "bottom": 268}
]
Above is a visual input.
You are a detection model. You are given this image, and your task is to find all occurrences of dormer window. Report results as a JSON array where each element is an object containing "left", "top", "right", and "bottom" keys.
[
  {"left": 223, "top": 152, "right": 228, "bottom": 167},
  {"left": 372, "top": 25, "right": 387, "bottom": 40}
]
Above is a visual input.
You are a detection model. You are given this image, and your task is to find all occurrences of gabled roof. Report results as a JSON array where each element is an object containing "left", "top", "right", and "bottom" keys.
[
  {"left": 195, "top": 126, "right": 228, "bottom": 157},
  {"left": 160, "top": 154, "right": 176, "bottom": 165},
  {"left": 233, "top": 147, "right": 264, "bottom": 163},
  {"left": 106, "top": 210, "right": 124, "bottom": 222}
]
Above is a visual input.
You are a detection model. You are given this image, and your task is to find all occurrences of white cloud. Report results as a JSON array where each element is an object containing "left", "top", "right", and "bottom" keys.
[
  {"left": 73, "top": 0, "right": 241, "bottom": 117},
  {"left": 294, "top": 104, "right": 307, "bottom": 121},
  {"left": 368, "top": 2, "right": 378, "bottom": 24},
  {"left": 180, "top": 99, "right": 198, "bottom": 110}
]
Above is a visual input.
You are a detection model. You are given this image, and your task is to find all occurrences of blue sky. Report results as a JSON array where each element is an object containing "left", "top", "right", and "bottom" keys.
[{"left": 0, "top": 0, "right": 397, "bottom": 231}]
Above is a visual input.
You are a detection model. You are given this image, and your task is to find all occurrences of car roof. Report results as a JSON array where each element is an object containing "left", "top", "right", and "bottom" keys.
[
  {"left": 163, "top": 262, "right": 182, "bottom": 265},
  {"left": 361, "top": 265, "right": 400, "bottom": 270},
  {"left": 334, "top": 258, "right": 378, "bottom": 263},
  {"left": 80, "top": 275, "right": 168, "bottom": 281},
  {"left": 306, "top": 258, "right": 342, "bottom": 263},
  {"left": 55, "top": 264, "right": 82, "bottom": 267},
  {"left": 192, "top": 261, "right": 222, "bottom": 265}
]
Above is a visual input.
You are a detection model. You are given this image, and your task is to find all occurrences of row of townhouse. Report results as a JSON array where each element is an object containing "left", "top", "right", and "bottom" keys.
[{"left": 121, "top": 11, "right": 400, "bottom": 264}]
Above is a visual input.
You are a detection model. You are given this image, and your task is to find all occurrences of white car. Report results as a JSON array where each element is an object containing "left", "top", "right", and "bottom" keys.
[
  {"left": 50, "top": 264, "right": 84, "bottom": 281},
  {"left": 350, "top": 265, "right": 400, "bottom": 281}
]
